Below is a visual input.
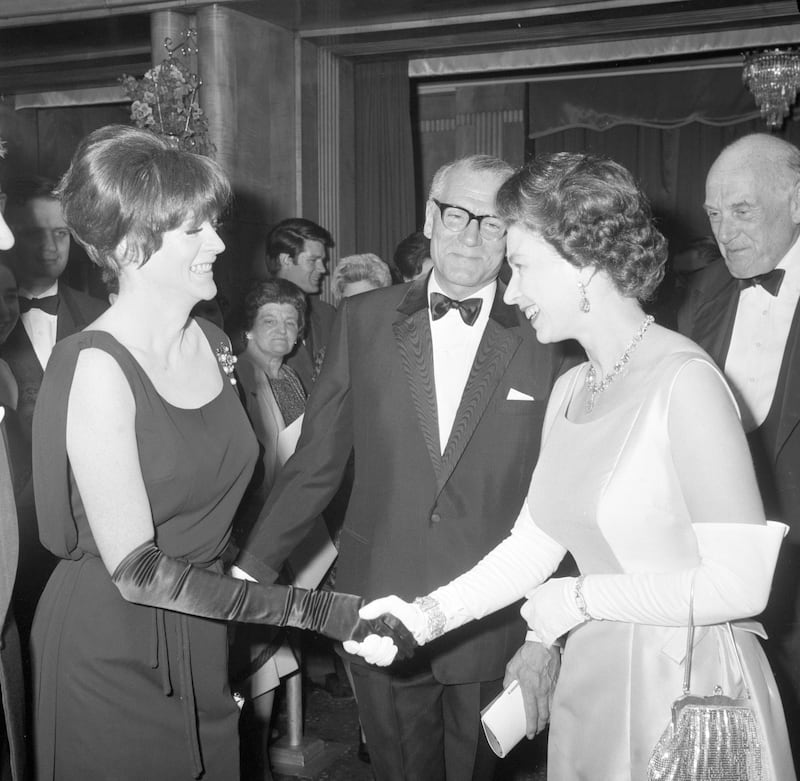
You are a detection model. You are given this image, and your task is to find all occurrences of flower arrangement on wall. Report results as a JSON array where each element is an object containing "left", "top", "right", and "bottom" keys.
[{"left": 120, "top": 30, "right": 215, "bottom": 157}]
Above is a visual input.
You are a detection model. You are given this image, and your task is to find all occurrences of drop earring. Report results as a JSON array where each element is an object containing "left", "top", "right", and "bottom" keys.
[{"left": 578, "top": 280, "right": 591, "bottom": 313}]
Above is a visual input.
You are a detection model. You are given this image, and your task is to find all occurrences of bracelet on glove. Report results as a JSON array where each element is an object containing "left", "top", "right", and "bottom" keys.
[
  {"left": 573, "top": 575, "right": 594, "bottom": 622},
  {"left": 412, "top": 595, "right": 446, "bottom": 644}
]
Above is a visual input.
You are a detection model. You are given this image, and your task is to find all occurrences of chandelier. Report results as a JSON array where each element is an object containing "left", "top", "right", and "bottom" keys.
[{"left": 743, "top": 48, "right": 800, "bottom": 129}]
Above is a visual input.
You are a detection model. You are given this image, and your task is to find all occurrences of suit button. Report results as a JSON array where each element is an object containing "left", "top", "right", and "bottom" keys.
[{"left": 430, "top": 513, "right": 441, "bottom": 524}]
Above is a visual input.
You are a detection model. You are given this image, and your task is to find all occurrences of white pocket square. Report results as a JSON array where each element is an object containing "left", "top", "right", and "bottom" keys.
[{"left": 507, "top": 388, "right": 535, "bottom": 401}]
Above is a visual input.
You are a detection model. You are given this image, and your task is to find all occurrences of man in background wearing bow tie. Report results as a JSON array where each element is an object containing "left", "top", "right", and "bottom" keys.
[
  {"left": 0, "top": 176, "right": 106, "bottom": 670},
  {"left": 678, "top": 133, "right": 800, "bottom": 771},
  {"left": 234, "top": 155, "right": 572, "bottom": 780}
]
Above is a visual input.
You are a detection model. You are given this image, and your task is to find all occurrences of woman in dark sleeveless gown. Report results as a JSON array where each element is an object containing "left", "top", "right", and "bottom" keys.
[{"left": 30, "top": 125, "right": 401, "bottom": 781}]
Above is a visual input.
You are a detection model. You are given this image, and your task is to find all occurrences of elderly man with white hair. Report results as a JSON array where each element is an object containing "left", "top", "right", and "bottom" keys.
[{"left": 678, "top": 132, "right": 800, "bottom": 773}]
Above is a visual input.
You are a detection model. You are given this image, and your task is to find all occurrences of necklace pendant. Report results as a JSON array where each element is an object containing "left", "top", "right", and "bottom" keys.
[{"left": 583, "top": 314, "right": 654, "bottom": 414}]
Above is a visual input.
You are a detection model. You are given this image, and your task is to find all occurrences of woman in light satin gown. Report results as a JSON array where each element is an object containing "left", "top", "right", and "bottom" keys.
[{"left": 350, "top": 152, "right": 796, "bottom": 780}]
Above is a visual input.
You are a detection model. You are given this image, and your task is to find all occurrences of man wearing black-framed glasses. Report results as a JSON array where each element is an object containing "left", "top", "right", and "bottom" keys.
[{"left": 236, "top": 154, "right": 571, "bottom": 781}]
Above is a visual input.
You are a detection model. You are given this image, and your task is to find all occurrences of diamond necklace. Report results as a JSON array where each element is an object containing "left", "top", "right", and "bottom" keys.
[{"left": 584, "top": 314, "right": 654, "bottom": 413}]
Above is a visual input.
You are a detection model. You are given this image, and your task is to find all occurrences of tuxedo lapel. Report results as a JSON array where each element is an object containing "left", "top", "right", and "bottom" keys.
[
  {"left": 56, "top": 287, "right": 85, "bottom": 340},
  {"left": 438, "top": 291, "right": 521, "bottom": 491},
  {"left": 393, "top": 280, "right": 442, "bottom": 479},
  {"left": 2, "top": 321, "right": 43, "bottom": 439},
  {"left": 773, "top": 303, "right": 800, "bottom": 458},
  {"left": 693, "top": 287, "right": 739, "bottom": 367}
]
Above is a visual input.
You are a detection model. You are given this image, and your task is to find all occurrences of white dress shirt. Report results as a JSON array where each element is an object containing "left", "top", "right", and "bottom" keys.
[
  {"left": 428, "top": 274, "right": 496, "bottom": 454},
  {"left": 19, "top": 281, "right": 59, "bottom": 370},
  {"left": 725, "top": 238, "right": 800, "bottom": 432}
]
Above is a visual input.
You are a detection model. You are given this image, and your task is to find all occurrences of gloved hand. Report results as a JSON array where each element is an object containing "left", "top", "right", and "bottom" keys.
[
  {"left": 343, "top": 595, "right": 424, "bottom": 665},
  {"left": 343, "top": 634, "right": 399, "bottom": 666},
  {"left": 520, "top": 578, "right": 585, "bottom": 646}
]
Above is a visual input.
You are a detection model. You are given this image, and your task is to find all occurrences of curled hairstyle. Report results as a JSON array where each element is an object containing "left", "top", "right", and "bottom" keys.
[
  {"left": 264, "top": 218, "right": 334, "bottom": 277},
  {"left": 497, "top": 153, "right": 667, "bottom": 300},
  {"left": 57, "top": 124, "right": 231, "bottom": 281},
  {"left": 242, "top": 278, "right": 307, "bottom": 337},
  {"left": 333, "top": 253, "right": 392, "bottom": 298}
]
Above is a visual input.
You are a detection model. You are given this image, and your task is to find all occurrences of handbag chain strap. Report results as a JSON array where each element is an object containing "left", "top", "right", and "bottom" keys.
[{"left": 682, "top": 570, "right": 749, "bottom": 697}]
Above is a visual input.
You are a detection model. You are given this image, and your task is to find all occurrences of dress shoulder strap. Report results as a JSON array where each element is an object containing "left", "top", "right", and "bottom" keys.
[
  {"left": 32, "top": 330, "right": 147, "bottom": 560},
  {"left": 651, "top": 349, "right": 736, "bottom": 415}
]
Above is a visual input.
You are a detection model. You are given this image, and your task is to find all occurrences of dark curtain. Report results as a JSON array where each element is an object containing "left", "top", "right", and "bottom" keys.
[
  {"left": 524, "top": 65, "right": 800, "bottom": 327},
  {"left": 531, "top": 122, "right": 779, "bottom": 248},
  {"left": 528, "top": 67, "right": 760, "bottom": 138},
  {"left": 354, "top": 59, "right": 416, "bottom": 265},
  {"left": 527, "top": 67, "right": 800, "bottom": 250}
]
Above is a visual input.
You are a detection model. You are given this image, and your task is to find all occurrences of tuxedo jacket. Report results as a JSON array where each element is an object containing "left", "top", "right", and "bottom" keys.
[
  {"left": 1, "top": 284, "right": 108, "bottom": 446},
  {"left": 238, "top": 277, "right": 571, "bottom": 683},
  {"left": 0, "top": 417, "right": 25, "bottom": 781},
  {"left": 285, "top": 296, "right": 336, "bottom": 393},
  {"left": 677, "top": 260, "right": 800, "bottom": 541}
]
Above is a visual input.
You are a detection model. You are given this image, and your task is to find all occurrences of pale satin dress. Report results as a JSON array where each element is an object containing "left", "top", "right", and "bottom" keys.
[{"left": 528, "top": 350, "right": 795, "bottom": 781}]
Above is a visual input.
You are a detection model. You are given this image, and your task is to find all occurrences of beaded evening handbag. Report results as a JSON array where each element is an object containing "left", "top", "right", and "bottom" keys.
[{"left": 647, "top": 583, "right": 765, "bottom": 781}]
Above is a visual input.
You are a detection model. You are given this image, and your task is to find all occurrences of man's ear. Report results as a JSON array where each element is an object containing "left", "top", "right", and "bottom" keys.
[
  {"left": 790, "top": 180, "right": 800, "bottom": 226},
  {"left": 423, "top": 200, "right": 435, "bottom": 240},
  {"left": 279, "top": 252, "right": 295, "bottom": 268}
]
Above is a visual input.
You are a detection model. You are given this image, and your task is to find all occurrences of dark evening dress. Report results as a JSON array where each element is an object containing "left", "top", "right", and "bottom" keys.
[{"left": 30, "top": 319, "right": 258, "bottom": 781}]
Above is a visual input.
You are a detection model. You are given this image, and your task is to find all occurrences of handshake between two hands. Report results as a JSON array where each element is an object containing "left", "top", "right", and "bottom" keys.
[{"left": 345, "top": 595, "right": 423, "bottom": 666}]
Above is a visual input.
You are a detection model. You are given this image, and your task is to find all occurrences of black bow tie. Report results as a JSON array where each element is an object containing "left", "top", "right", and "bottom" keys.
[
  {"left": 430, "top": 292, "right": 483, "bottom": 326},
  {"left": 738, "top": 268, "right": 785, "bottom": 297},
  {"left": 18, "top": 294, "right": 59, "bottom": 316}
]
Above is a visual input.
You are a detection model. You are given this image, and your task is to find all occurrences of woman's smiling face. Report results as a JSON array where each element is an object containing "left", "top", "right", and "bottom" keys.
[{"left": 503, "top": 225, "right": 582, "bottom": 344}]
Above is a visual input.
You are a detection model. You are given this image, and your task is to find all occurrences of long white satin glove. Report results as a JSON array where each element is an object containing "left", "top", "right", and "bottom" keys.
[
  {"left": 342, "top": 595, "right": 428, "bottom": 666},
  {"left": 504, "top": 641, "right": 561, "bottom": 738},
  {"left": 522, "top": 522, "right": 787, "bottom": 639}
]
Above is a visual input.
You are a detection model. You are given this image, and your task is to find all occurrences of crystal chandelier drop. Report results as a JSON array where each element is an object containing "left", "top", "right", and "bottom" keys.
[{"left": 743, "top": 48, "right": 800, "bottom": 129}]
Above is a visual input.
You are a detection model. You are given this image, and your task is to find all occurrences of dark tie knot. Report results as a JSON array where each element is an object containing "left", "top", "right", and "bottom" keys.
[
  {"left": 738, "top": 268, "right": 785, "bottom": 297},
  {"left": 19, "top": 294, "right": 59, "bottom": 316},
  {"left": 429, "top": 292, "right": 483, "bottom": 326}
]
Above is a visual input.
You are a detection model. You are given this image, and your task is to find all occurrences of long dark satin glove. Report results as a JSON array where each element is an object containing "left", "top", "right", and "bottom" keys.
[{"left": 112, "top": 540, "right": 417, "bottom": 656}]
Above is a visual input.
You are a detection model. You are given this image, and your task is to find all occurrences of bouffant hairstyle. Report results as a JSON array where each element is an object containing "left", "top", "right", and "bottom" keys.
[
  {"left": 496, "top": 152, "right": 667, "bottom": 300},
  {"left": 242, "top": 278, "right": 307, "bottom": 337},
  {"left": 57, "top": 124, "right": 231, "bottom": 281},
  {"left": 264, "top": 218, "right": 334, "bottom": 277},
  {"left": 332, "top": 253, "right": 392, "bottom": 298}
]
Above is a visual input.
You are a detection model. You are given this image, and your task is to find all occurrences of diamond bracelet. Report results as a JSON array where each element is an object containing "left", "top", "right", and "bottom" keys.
[{"left": 413, "top": 595, "right": 447, "bottom": 644}]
